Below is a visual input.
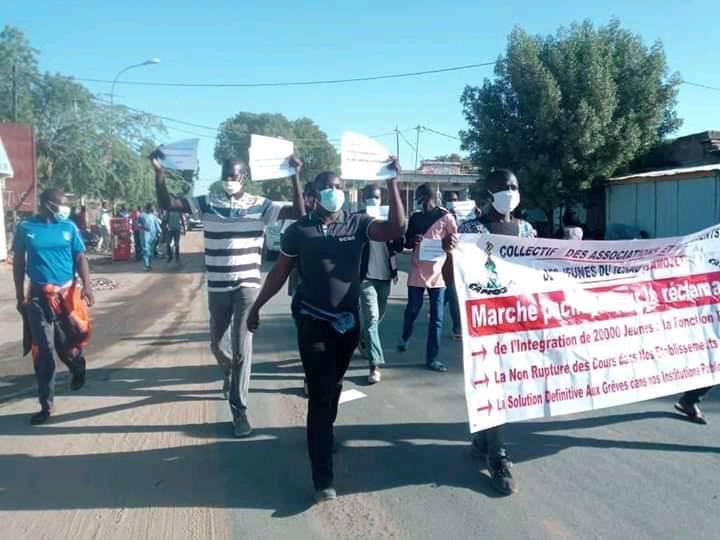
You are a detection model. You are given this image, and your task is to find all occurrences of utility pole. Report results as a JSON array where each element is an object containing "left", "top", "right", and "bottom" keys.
[
  {"left": 414, "top": 125, "right": 421, "bottom": 170},
  {"left": 11, "top": 62, "right": 18, "bottom": 122},
  {"left": 395, "top": 125, "right": 400, "bottom": 160}
]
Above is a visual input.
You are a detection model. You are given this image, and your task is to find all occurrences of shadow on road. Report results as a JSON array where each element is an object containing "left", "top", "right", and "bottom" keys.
[{"left": 0, "top": 362, "right": 717, "bottom": 517}]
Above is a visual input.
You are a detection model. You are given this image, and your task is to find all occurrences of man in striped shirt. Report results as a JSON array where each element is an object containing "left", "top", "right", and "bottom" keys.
[{"left": 152, "top": 154, "right": 304, "bottom": 437}]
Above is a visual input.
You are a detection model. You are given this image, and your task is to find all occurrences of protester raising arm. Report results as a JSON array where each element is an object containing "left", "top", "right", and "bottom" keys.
[
  {"left": 150, "top": 153, "right": 191, "bottom": 213},
  {"left": 246, "top": 254, "right": 294, "bottom": 332},
  {"left": 367, "top": 157, "right": 406, "bottom": 242},
  {"left": 278, "top": 155, "right": 306, "bottom": 220}
]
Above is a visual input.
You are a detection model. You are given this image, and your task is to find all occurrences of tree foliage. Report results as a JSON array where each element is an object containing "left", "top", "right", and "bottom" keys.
[
  {"left": 215, "top": 112, "right": 339, "bottom": 200},
  {"left": 0, "top": 25, "right": 176, "bottom": 208},
  {"left": 460, "top": 19, "right": 682, "bottom": 219}
]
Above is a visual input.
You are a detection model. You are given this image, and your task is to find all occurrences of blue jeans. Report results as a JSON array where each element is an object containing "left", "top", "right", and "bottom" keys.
[
  {"left": 360, "top": 279, "right": 391, "bottom": 368},
  {"left": 444, "top": 283, "right": 461, "bottom": 335},
  {"left": 401, "top": 286, "right": 445, "bottom": 365}
]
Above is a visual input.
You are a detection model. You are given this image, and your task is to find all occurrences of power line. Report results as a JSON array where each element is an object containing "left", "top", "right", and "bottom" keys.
[
  {"left": 75, "top": 62, "right": 498, "bottom": 88},
  {"left": 420, "top": 125, "right": 461, "bottom": 141},
  {"left": 681, "top": 80, "right": 720, "bottom": 93}
]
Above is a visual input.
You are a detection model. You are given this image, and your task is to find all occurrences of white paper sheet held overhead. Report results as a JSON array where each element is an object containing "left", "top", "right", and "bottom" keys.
[
  {"left": 418, "top": 239, "right": 446, "bottom": 263},
  {"left": 341, "top": 132, "right": 394, "bottom": 181},
  {"left": 156, "top": 139, "right": 199, "bottom": 171},
  {"left": 248, "top": 134, "right": 296, "bottom": 181}
]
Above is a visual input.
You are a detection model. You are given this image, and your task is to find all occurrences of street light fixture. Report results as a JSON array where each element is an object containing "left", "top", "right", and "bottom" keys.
[{"left": 110, "top": 58, "right": 160, "bottom": 106}]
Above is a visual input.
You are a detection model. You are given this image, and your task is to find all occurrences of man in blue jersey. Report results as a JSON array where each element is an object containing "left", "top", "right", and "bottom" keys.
[
  {"left": 152, "top": 153, "right": 304, "bottom": 437},
  {"left": 13, "top": 189, "right": 95, "bottom": 425}
]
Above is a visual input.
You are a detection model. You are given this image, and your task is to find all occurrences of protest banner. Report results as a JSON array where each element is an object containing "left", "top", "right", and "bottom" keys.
[
  {"left": 248, "top": 134, "right": 295, "bottom": 181},
  {"left": 156, "top": 139, "right": 199, "bottom": 170},
  {"left": 454, "top": 226, "right": 720, "bottom": 433},
  {"left": 341, "top": 132, "right": 394, "bottom": 181}
]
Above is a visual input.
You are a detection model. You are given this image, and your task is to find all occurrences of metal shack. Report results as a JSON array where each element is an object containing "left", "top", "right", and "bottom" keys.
[{"left": 606, "top": 164, "right": 720, "bottom": 237}]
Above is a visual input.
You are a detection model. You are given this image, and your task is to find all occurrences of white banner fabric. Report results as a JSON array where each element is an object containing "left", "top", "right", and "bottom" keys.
[{"left": 455, "top": 226, "right": 720, "bottom": 433}]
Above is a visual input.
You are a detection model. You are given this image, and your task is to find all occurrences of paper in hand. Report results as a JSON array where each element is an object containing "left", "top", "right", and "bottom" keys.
[
  {"left": 249, "top": 134, "right": 295, "bottom": 181},
  {"left": 155, "top": 139, "right": 199, "bottom": 171},
  {"left": 341, "top": 132, "right": 394, "bottom": 181}
]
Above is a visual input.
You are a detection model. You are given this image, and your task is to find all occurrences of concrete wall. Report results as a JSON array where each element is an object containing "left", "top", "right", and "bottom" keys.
[{"left": 606, "top": 173, "right": 720, "bottom": 238}]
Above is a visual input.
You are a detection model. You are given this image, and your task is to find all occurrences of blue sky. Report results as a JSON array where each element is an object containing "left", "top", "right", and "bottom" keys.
[{"left": 4, "top": 1, "right": 720, "bottom": 195}]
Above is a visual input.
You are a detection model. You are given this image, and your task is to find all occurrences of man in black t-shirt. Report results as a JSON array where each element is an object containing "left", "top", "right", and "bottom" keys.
[{"left": 247, "top": 161, "right": 405, "bottom": 503}]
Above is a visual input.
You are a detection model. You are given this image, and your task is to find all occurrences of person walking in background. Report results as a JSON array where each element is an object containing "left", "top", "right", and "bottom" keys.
[
  {"left": 152, "top": 152, "right": 305, "bottom": 438},
  {"left": 139, "top": 203, "right": 162, "bottom": 271},
  {"left": 165, "top": 210, "right": 184, "bottom": 264},
  {"left": 445, "top": 168, "right": 536, "bottom": 496},
  {"left": 562, "top": 208, "right": 584, "bottom": 240},
  {"left": 398, "top": 184, "right": 458, "bottom": 372},
  {"left": 12, "top": 188, "right": 95, "bottom": 425},
  {"left": 95, "top": 202, "right": 112, "bottom": 253},
  {"left": 441, "top": 191, "right": 462, "bottom": 340},
  {"left": 359, "top": 185, "right": 403, "bottom": 384},
  {"left": 130, "top": 206, "right": 143, "bottom": 261}
]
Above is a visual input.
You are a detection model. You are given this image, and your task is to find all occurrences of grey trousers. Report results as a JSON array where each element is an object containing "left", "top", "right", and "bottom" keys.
[
  {"left": 26, "top": 297, "right": 84, "bottom": 412},
  {"left": 208, "top": 287, "right": 258, "bottom": 417},
  {"left": 359, "top": 279, "right": 391, "bottom": 367}
]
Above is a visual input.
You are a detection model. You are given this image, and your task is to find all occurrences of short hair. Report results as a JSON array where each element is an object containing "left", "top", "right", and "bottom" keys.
[
  {"left": 39, "top": 188, "right": 63, "bottom": 205},
  {"left": 563, "top": 209, "right": 582, "bottom": 227},
  {"left": 443, "top": 190, "right": 459, "bottom": 202},
  {"left": 145, "top": 203, "right": 154, "bottom": 212},
  {"left": 415, "top": 183, "right": 434, "bottom": 201},
  {"left": 363, "top": 184, "right": 382, "bottom": 198},
  {"left": 486, "top": 168, "right": 517, "bottom": 187},
  {"left": 313, "top": 171, "right": 340, "bottom": 189},
  {"left": 221, "top": 159, "right": 249, "bottom": 176},
  {"left": 303, "top": 182, "right": 316, "bottom": 197}
]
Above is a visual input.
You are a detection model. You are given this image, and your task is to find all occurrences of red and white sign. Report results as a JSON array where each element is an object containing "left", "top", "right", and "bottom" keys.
[{"left": 454, "top": 226, "right": 720, "bottom": 433}]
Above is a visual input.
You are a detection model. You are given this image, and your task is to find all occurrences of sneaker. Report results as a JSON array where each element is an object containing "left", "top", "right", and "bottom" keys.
[
  {"left": 397, "top": 340, "right": 408, "bottom": 353},
  {"left": 314, "top": 487, "right": 337, "bottom": 503},
  {"left": 487, "top": 455, "right": 517, "bottom": 495},
  {"left": 232, "top": 412, "right": 253, "bottom": 437},
  {"left": 427, "top": 360, "right": 448, "bottom": 372},
  {"left": 368, "top": 368, "right": 381, "bottom": 385},
  {"left": 675, "top": 399, "right": 707, "bottom": 425},
  {"left": 30, "top": 410, "right": 52, "bottom": 425},
  {"left": 70, "top": 356, "right": 86, "bottom": 391},
  {"left": 222, "top": 373, "right": 230, "bottom": 399}
]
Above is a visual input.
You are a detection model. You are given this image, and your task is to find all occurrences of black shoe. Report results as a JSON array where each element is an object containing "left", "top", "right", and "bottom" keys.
[
  {"left": 487, "top": 456, "right": 517, "bottom": 495},
  {"left": 30, "top": 410, "right": 52, "bottom": 425},
  {"left": 675, "top": 399, "right": 707, "bottom": 425},
  {"left": 314, "top": 487, "right": 337, "bottom": 503},
  {"left": 70, "top": 357, "right": 86, "bottom": 391}
]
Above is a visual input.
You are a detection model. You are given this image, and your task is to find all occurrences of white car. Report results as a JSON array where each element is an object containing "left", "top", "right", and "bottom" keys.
[{"left": 264, "top": 219, "right": 294, "bottom": 259}]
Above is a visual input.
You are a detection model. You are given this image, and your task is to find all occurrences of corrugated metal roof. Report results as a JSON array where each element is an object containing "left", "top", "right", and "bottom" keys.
[{"left": 610, "top": 163, "right": 720, "bottom": 182}]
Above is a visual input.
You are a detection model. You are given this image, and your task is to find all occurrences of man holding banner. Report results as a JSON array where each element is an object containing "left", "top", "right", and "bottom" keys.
[
  {"left": 446, "top": 168, "right": 535, "bottom": 496},
  {"left": 246, "top": 159, "right": 405, "bottom": 503},
  {"left": 151, "top": 153, "right": 304, "bottom": 438}
]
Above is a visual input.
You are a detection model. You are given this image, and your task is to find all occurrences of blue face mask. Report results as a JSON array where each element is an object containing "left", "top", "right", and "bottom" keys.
[
  {"left": 318, "top": 188, "right": 345, "bottom": 213},
  {"left": 365, "top": 197, "right": 380, "bottom": 207}
]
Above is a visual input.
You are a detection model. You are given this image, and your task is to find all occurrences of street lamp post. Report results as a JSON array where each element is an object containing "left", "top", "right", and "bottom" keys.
[{"left": 110, "top": 58, "right": 160, "bottom": 107}]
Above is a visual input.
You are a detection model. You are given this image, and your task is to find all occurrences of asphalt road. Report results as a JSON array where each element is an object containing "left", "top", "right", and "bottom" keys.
[{"left": 0, "top": 233, "right": 718, "bottom": 539}]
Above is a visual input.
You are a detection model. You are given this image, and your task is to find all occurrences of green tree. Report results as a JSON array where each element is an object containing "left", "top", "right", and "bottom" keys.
[
  {"left": 460, "top": 19, "right": 681, "bottom": 221},
  {"left": 0, "top": 25, "right": 39, "bottom": 122},
  {"left": 215, "top": 112, "right": 338, "bottom": 200}
]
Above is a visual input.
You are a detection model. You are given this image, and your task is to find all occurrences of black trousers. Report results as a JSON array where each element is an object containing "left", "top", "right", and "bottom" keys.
[
  {"left": 166, "top": 229, "right": 181, "bottom": 261},
  {"left": 296, "top": 314, "right": 360, "bottom": 490},
  {"left": 682, "top": 386, "right": 713, "bottom": 404}
]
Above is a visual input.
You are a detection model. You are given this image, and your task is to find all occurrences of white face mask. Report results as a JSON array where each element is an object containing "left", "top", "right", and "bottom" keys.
[
  {"left": 48, "top": 202, "right": 71, "bottom": 221},
  {"left": 365, "top": 197, "right": 380, "bottom": 207},
  {"left": 490, "top": 190, "right": 520, "bottom": 215},
  {"left": 223, "top": 180, "right": 243, "bottom": 195}
]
